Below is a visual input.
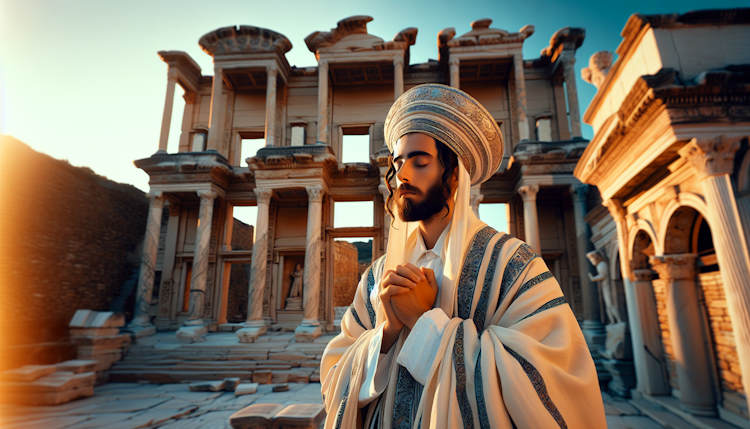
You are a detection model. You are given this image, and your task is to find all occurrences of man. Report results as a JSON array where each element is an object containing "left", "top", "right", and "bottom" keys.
[{"left": 321, "top": 84, "right": 605, "bottom": 428}]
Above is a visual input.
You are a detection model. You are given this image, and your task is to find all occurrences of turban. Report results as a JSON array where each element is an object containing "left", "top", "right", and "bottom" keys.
[{"left": 384, "top": 83, "right": 504, "bottom": 185}]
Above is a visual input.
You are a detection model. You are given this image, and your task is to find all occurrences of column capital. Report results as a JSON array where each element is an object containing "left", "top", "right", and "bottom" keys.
[
  {"left": 318, "top": 59, "right": 329, "bottom": 69},
  {"left": 378, "top": 183, "right": 390, "bottom": 201},
  {"left": 518, "top": 184, "right": 539, "bottom": 202},
  {"left": 254, "top": 188, "right": 273, "bottom": 205},
  {"left": 603, "top": 198, "right": 626, "bottom": 224},
  {"left": 148, "top": 190, "right": 164, "bottom": 200},
  {"left": 183, "top": 91, "right": 197, "bottom": 104},
  {"left": 650, "top": 254, "right": 696, "bottom": 281},
  {"left": 559, "top": 50, "right": 576, "bottom": 68},
  {"left": 449, "top": 56, "right": 460, "bottom": 66},
  {"left": 679, "top": 136, "right": 741, "bottom": 178},
  {"left": 632, "top": 268, "right": 655, "bottom": 282},
  {"left": 393, "top": 56, "right": 404, "bottom": 67},
  {"left": 167, "top": 68, "right": 179, "bottom": 81},
  {"left": 197, "top": 190, "right": 217, "bottom": 201},
  {"left": 266, "top": 64, "right": 278, "bottom": 77},
  {"left": 306, "top": 185, "right": 325, "bottom": 202}
]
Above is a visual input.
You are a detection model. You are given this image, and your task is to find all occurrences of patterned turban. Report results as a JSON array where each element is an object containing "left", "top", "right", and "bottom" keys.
[{"left": 384, "top": 83, "right": 504, "bottom": 185}]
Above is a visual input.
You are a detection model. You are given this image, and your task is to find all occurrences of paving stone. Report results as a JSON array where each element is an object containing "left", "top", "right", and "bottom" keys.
[
  {"left": 606, "top": 415, "right": 664, "bottom": 429},
  {"left": 5, "top": 414, "right": 89, "bottom": 428},
  {"left": 229, "top": 403, "right": 284, "bottom": 429},
  {"left": 224, "top": 377, "right": 241, "bottom": 391},
  {"left": 190, "top": 380, "right": 227, "bottom": 392},
  {"left": 160, "top": 410, "right": 236, "bottom": 429},
  {"left": 272, "top": 383, "right": 290, "bottom": 392},
  {"left": 236, "top": 383, "right": 259, "bottom": 396}
]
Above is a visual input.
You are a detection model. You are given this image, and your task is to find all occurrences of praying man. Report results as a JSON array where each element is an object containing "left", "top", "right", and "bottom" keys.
[{"left": 321, "top": 84, "right": 606, "bottom": 428}]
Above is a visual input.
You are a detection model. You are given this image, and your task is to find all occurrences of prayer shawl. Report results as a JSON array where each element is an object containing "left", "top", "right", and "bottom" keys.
[{"left": 320, "top": 227, "right": 606, "bottom": 428}]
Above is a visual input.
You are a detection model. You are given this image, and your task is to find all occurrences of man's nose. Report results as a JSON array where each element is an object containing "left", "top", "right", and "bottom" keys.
[{"left": 396, "top": 162, "right": 412, "bottom": 183}]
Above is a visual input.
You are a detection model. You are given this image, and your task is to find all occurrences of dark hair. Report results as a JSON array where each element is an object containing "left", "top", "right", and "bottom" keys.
[{"left": 384, "top": 138, "right": 459, "bottom": 222}]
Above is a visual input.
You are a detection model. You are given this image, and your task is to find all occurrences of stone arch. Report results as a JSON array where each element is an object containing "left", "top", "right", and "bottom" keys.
[
  {"left": 629, "top": 222, "right": 658, "bottom": 267},
  {"left": 658, "top": 194, "right": 710, "bottom": 255}
]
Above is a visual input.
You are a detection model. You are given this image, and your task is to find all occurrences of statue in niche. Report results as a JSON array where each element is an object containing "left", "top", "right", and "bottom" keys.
[
  {"left": 587, "top": 250, "right": 622, "bottom": 324},
  {"left": 285, "top": 263, "right": 303, "bottom": 310}
]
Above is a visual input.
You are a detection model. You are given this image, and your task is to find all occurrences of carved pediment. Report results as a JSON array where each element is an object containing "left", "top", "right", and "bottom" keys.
[
  {"left": 440, "top": 19, "right": 534, "bottom": 48},
  {"left": 305, "top": 16, "right": 417, "bottom": 54},
  {"left": 199, "top": 25, "right": 292, "bottom": 57}
]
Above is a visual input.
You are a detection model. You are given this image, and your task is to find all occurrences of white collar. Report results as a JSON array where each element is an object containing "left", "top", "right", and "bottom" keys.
[{"left": 414, "top": 224, "right": 450, "bottom": 258}]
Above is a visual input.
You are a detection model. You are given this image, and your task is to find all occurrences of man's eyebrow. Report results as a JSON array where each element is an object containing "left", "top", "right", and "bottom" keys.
[{"left": 393, "top": 150, "right": 433, "bottom": 163}]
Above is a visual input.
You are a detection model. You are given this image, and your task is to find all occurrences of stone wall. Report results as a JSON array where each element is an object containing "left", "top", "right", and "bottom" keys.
[
  {"left": 651, "top": 278, "right": 678, "bottom": 391},
  {"left": 699, "top": 271, "right": 744, "bottom": 395},
  {"left": 332, "top": 241, "right": 359, "bottom": 307},
  {"left": 0, "top": 137, "right": 148, "bottom": 369},
  {"left": 226, "top": 220, "right": 253, "bottom": 322}
]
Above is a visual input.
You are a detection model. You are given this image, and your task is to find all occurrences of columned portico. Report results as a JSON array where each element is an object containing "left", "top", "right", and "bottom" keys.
[
  {"left": 237, "top": 188, "right": 272, "bottom": 343},
  {"left": 650, "top": 253, "right": 716, "bottom": 415},
  {"left": 393, "top": 56, "right": 404, "bottom": 98},
  {"left": 316, "top": 60, "right": 329, "bottom": 144},
  {"left": 264, "top": 65, "right": 278, "bottom": 147},
  {"left": 127, "top": 191, "right": 164, "bottom": 337},
  {"left": 295, "top": 185, "right": 326, "bottom": 341},
  {"left": 679, "top": 135, "right": 750, "bottom": 413},
  {"left": 513, "top": 53, "right": 529, "bottom": 141},
  {"left": 158, "top": 71, "right": 178, "bottom": 153},
  {"left": 518, "top": 184, "right": 541, "bottom": 253},
  {"left": 631, "top": 268, "right": 669, "bottom": 395},
  {"left": 176, "top": 190, "right": 217, "bottom": 343}
]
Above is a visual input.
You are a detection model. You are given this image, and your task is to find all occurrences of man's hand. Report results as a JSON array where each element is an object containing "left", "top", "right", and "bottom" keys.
[
  {"left": 378, "top": 269, "right": 410, "bottom": 352},
  {"left": 391, "top": 264, "right": 438, "bottom": 329}
]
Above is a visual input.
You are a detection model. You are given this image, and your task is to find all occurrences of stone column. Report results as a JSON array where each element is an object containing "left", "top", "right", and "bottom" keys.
[
  {"left": 631, "top": 268, "right": 670, "bottom": 395},
  {"left": 379, "top": 184, "right": 392, "bottom": 242},
  {"left": 449, "top": 57, "right": 460, "bottom": 88},
  {"left": 127, "top": 191, "right": 164, "bottom": 337},
  {"left": 176, "top": 190, "right": 216, "bottom": 343},
  {"left": 207, "top": 66, "right": 225, "bottom": 151},
  {"left": 650, "top": 254, "right": 716, "bottom": 415},
  {"left": 178, "top": 92, "right": 196, "bottom": 152},
  {"left": 393, "top": 56, "right": 404, "bottom": 99},
  {"left": 264, "top": 65, "right": 278, "bottom": 147},
  {"left": 295, "top": 185, "right": 325, "bottom": 341},
  {"left": 158, "top": 71, "right": 177, "bottom": 153},
  {"left": 571, "top": 185, "right": 606, "bottom": 351},
  {"left": 470, "top": 185, "right": 483, "bottom": 217},
  {"left": 552, "top": 76, "right": 571, "bottom": 141},
  {"left": 679, "top": 136, "right": 750, "bottom": 413},
  {"left": 237, "top": 188, "right": 272, "bottom": 343},
  {"left": 512, "top": 53, "right": 529, "bottom": 141},
  {"left": 518, "top": 184, "right": 541, "bottom": 253},
  {"left": 561, "top": 54, "right": 582, "bottom": 138},
  {"left": 316, "top": 60, "right": 329, "bottom": 144}
]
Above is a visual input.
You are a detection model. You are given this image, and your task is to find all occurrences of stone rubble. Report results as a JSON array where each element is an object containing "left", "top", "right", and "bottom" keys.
[{"left": 69, "top": 309, "right": 131, "bottom": 384}]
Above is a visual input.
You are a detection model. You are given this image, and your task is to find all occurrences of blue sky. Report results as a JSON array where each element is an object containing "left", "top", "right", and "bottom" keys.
[{"left": 0, "top": 0, "right": 743, "bottom": 228}]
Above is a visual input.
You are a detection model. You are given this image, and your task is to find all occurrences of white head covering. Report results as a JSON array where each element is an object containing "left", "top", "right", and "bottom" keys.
[{"left": 381, "top": 84, "right": 504, "bottom": 317}]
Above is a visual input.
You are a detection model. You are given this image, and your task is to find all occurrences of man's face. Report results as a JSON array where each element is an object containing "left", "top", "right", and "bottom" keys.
[{"left": 392, "top": 133, "right": 447, "bottom": 222}]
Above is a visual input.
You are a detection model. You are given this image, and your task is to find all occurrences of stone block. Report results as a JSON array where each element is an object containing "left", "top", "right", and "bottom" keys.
[
  {"left": 237, "top": 325, "right": 267, "bottom": 343},
  {"left": 252, "top": 370, "right": 273, "bottom": 384},
  {"left": 235, "top": 383, "right": 259, "bottom": 396},
  {"left": 0, "top": 364, "right": 57, "bottom": 382},
  {"left": 229, "top": 403, "right": 283, "bottom": 429},
  {"left": 56, "top": 359, "right": 98, "bottom": 374},
  {"left": 189, "top": 380, "right": 227, "bottom": 392},
  {"left": 0, "top": 371, "right": 96, "bottom": 405},
  {"left": 272, "top": 403, "right": 325, "bottom": 429},
  {"left": 224, "top": 377, "right": 241, "bottom": 392},
  {"left": 176, "top": 325, "right": 208, "bottom": 343},
  {"left": 272, "top": 383, "right": 289, "bottom": 392},
  {"left": 294, "top": 325, "right": 321, "bottom": 343},
  {"left": 69, "top": 309, "right": 94, "bottom": 328}
]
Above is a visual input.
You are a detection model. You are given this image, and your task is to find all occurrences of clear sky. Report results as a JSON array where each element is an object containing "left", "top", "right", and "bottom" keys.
[{"left": 0, "top": 0, "right": 743, "bottom": 195}]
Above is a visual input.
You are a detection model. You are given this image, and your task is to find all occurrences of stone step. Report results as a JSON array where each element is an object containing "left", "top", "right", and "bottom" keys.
[{"left": 0, "top": 371, "right": 96, "bottom": 405}]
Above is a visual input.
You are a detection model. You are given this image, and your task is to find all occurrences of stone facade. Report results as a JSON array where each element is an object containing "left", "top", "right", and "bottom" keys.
[
  {"left": 331, "top": 241, "right": 358, "bottom": 307},
  {"left": 0, "top": 137, "right": 148, "bottom": 370},
  {"left": 575, "top": 8, "right": 750, "bottom": 425},
  {"left": 133, "top": 16, "right": 593, "bottom": 347}
]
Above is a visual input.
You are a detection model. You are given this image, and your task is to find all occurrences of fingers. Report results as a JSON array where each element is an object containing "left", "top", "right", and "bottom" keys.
[
  {"left": 421, "top": 267, "right": 438, "bottom": 291},
  {"left": 396, "top": 263, "right": 425, "bottom": 283},
  {"left": 380, "top": 284, "right": 410, "bottom": 299},
  {"left": 381, "top": 270, "right": 417, "bottom": 289}
]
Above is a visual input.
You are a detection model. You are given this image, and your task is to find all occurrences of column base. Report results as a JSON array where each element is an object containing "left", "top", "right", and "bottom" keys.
[
  {"left": 125, "top": 316, "right": 156, "bottom": 338},
  {"left": 582, "top": 320, "right": 607, "bottom": 352},
  {"left": 602, "top": 358, "right": 636, "bottom": 398},
  {"left": 236, "top": 321, "right": 267, "bottom": 343},
  {"left": 294, "top": 320, "right": 322, "bottom": 342},
  {"left": 176, "top": 320, "right": 207, "bottom": 343}
]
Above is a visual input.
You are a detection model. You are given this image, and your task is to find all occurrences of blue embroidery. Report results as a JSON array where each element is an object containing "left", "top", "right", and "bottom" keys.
[
  {"left": 473, "top": 233, "right": 511, "bottom": 331},
  {"left": 365, "top": 267, "right": 376, "bottom": 328},
  {"left": 391, "top": 365, "right": 423, "bottom": 428},
  {"left": 497, "top": 243, "right": 537, "bottom": 309},
  {"left": 453, "top": 322, "right": 474, "bottom": 429},
  {"left": 475, "top": 349, "right": 490, "bottom": 428},
  {"left": 349, "top": 306, "right": 366, "bottom": 330},
  {"left": 520, "top": 296, "right": 568, "bottom": 322},
  {"left": 457, "top": 226, "right": 497, "bottom": 320},
  {"left": 511, "top": 271, "right": 554, "bottom": 303}
]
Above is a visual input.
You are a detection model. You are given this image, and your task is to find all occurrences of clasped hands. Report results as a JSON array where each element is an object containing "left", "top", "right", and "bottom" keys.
[{"left": 378, "top": 263, "right": 438, "bottom": 352}]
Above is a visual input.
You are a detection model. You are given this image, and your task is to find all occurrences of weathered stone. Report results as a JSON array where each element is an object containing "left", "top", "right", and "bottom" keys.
[
  {"left": 223, "top": 377, "right": 241, "bottom": 392},
  {"left": 0, "top": 365, "right": 57, "bottom": 382},
  {"left": 176, "top": 325, "right": 208, "bottom": 343},
  {"left": 229, "top": 403, "right": 283, "bottom": 429},
  {"left": 272, "top": 383, "right": 289, "bottom": 392},
  {"left": 189, "top": 380, "right": 226, "bottom": 392},
  {"left": 56, "top": 360, "right": 98, "bottom": 374},
  {"left": 273, "top": 403, "right": 325, "bottom": 429},
  {"left": 252, "top": 371, "right": 273, "bottom": 384},
  {"left": 235, "top": 383, "right": 259, "bottom": 396}
]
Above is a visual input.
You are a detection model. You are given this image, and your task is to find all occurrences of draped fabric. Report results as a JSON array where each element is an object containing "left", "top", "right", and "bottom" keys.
[{"left": 320, "top": 226, "right": 606, "bottom": 428}]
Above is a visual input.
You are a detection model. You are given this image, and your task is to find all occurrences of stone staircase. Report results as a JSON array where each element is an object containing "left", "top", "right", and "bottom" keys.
[{"left": 109, "top": 331, "right": 335, "bottom": 385}]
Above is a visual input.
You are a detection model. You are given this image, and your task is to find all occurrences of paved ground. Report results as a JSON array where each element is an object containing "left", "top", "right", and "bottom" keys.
[{"left": 0, "top": 381, "right": 668, "bottom": 428}]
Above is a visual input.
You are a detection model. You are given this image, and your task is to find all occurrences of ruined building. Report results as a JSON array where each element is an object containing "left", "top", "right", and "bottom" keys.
[
  {"left": 130, "top": 16, "right": 598, "bottom": 353},
  {"left": 576, "top": 9, "right": 750, "bottom": 425}
]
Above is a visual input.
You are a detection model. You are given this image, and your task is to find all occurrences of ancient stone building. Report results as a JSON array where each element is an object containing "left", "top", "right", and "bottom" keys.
[
  {"left": 575, "top": 9, "right": 750, "bottom": 425},
  {"left": 130, "top": 16, "right": 598, "bottom": 352}
]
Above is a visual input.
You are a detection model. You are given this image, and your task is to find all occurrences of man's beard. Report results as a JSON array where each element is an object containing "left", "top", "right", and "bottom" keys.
[{"left": 397, "top": 180, "right": 447, "bottom": 222}]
